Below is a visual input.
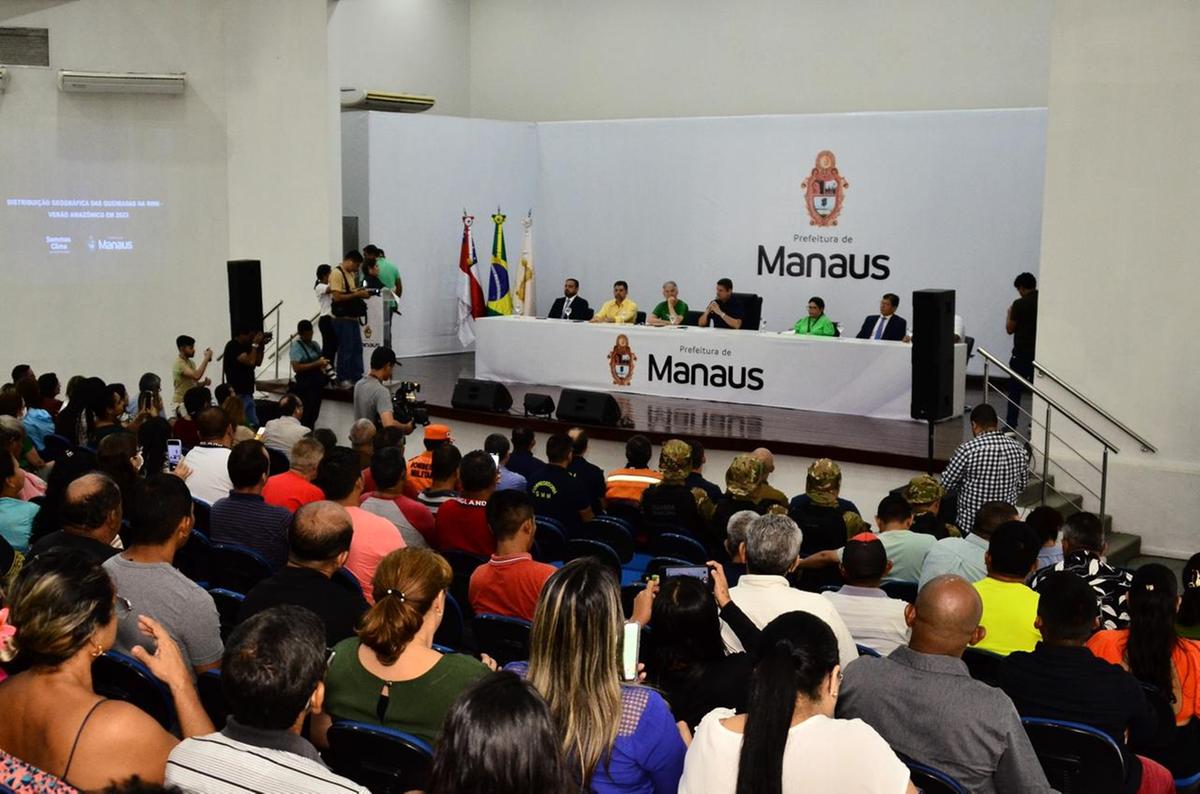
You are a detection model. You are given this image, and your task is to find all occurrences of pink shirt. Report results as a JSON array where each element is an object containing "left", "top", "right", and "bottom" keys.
[
  {"left": 19, "top": 471, "right": 46, "bottom": 501},
  {"left": 343, "top": 506, "right": 406, "bottom": 605}
]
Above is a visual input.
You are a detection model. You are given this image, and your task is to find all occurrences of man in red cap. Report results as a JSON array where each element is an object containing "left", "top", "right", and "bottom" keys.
[
  {"left": 406, "top": 423, "right": 452, "bottom": 495},
  {"left": 821, "top": 533, "right": 910, "bottom": 655}
]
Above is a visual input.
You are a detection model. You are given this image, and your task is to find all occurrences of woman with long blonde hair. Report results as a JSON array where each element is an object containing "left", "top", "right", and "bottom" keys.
[{"left": 526, "top": 558, "right": 686, "bottom": 792}]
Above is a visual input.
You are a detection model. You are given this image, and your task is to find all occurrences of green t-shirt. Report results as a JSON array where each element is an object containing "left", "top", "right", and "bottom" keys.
[
  {"left": 794, "top": 314, "right": 836, "bottom": 336},
  {"left": 652, "top": 299, "right": 689, "bottom": 321},
  {"left": 376, "top": 258, "right": 400, "bottom": 291},
  {"left": 324, "top": 637, "right": 489, "bottom": 744}
]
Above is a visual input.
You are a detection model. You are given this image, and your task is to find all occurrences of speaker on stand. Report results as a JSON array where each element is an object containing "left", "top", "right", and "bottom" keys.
[
  {"left": 227, "top": 260, "right": 264, "bottom": 337},
  {"left": 910, "top": 289, "right": 956, "bottom": 472}
]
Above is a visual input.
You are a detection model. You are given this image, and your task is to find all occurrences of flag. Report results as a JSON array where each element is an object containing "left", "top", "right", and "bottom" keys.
[
  {"left": 486, "top": 211, "right": 514, "bottom": 316},
  {"left": 515, "top": 211, "right": 535, "bottom": 316},
  {"left": 457, "top": 214, "right": 485, "bottom": 346}
]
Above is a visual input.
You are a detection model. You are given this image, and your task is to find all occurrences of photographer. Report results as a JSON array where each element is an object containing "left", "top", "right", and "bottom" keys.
[
  {"left": 223, "top": 325, "right": 270, "bottom": 428},
  {"left": 329, "top": 249, "right": 372, "bottom": 386},
  {"left": 289, "top": 319, "right": 329, "bottom": 428},
  {"left": 353, "top": 347, "right": 414, "bottom": 434}
]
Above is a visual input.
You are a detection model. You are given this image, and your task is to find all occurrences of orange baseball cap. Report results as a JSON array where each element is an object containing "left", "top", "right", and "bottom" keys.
[{"left": 424, "top": 424, "right": 452, "bottom": 441}]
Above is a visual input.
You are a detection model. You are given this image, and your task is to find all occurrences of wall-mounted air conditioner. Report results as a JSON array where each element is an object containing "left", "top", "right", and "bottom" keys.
[
  {"left": 58, "top": 69, "right": 186, "bottom": 95},
  {"left": 340, "top": 88, "right": 434, "bottom": 113}
]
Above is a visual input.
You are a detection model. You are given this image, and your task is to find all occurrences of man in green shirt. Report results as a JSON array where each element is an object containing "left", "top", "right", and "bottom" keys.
[
  {"left": 647, "top": 280, "right": 689, "bottom": 326},
  {"left": 794, "top": 295, "right": 837, "bottom": 336},
  {"left": 364, "top": 244, "right": 401, "bottom": 312}
]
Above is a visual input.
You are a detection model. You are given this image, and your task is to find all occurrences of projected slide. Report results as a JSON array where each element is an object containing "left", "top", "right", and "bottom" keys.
[{"left": 5, "top": 195, "right": 165, "bottom": 258}]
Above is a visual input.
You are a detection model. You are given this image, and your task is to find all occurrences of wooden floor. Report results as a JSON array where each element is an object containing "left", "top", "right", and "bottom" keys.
[{"left": 259, "top": 352, "right": 980, "bottom": 471}]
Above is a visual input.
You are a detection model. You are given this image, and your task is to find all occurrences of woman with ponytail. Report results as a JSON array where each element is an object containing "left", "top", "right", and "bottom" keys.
[
  {"left": 1088, "top": 563, "right": 1200, "bottom": 776},
  {"left": 681, "top": 611, "right": 915, "bottom": 794},
  {"left": 315, "top": 548, "right": 495, "bottom": 746}
]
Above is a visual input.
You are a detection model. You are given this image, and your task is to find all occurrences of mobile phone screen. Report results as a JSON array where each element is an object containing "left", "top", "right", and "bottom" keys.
[
  {"left": 621, "top": 622, "right": 641, "bottom": 682},
  {"left": 663, "top": 566, "right": 710, "bottom": 583},
  {"left": 167, "top": 439, "right": 182, "bottom": 469}
]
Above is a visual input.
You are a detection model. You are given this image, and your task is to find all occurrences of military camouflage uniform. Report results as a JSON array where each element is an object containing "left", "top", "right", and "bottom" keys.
[{"left": 903, "top": 474, "right": 961, "bottom": 539}]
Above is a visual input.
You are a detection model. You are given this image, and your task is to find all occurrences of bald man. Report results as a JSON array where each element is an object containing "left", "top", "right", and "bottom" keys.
[
  {"left": 30, "top": 472, "right": 122, "bottom": 562},
  {"left": 837, "top": 576, "right": 1054, "bottom": 793},
  {"left": 238, "top": 500, "right": 369, "bottom": 647},
  {"left": 748, "top": 447, "right": 788, "bottom": 508}
]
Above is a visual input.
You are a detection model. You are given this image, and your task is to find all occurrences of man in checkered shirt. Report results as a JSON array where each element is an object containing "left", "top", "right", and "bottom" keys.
[{"left": 939, "top": 404, "right": 1030, "bottom": 533}]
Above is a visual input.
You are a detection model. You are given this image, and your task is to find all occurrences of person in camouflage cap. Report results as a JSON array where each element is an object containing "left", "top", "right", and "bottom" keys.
[
  {"left": 658, "top": 439, "right": 693, "bottom": 484},
  {"left": 805, "top": 458, "right": 843, "bottom": 507},
  {"left": 725, "top": 454, "right": 765, "bottom": 499},
  {"left": 904, "top": 474, "right": 960, "bottom": 539}
]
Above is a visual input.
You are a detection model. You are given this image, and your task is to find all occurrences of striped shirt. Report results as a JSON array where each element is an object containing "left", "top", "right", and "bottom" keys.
[
  {"left": 165, "top": 719, "right": 369, "bottom": 794},
  {"left": 209, "top": 492, "right": 293, "bottom": 571}
]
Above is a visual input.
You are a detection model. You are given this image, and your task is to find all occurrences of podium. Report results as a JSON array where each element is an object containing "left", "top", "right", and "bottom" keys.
[{"left": 360, "top": 290, "right": 396, "bottom": 372}]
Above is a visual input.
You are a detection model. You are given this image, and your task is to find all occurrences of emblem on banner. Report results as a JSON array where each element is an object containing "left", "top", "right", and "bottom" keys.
[
  {"left": 801, "top": 150, "right": 849, "bottom": 227},
  {"left": 363, "top": 323, "right": 373, "bottom": 340},
  {"left": 608, "top": 334, "right": 636, "bottom": 386}
]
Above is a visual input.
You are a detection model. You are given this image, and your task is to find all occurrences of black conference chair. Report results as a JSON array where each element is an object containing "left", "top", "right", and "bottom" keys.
[
  {"left": 962, "top": 647, "right": 1004, "bottom": 686},
  {"left": 174, "top": 528, "right": 213, "bottom": 587},
  {"left": 855, "top": 644, "right": 882, "bottom": 658},
  {"left": 682, "top": 310, "right": 703, "bottom": 327},
  {"left": 901, "top": 757, "right": 967, "bottom": 794},
  {"left": 881, "top": 580, "right": 918, "bottom": 603},
  {"left": 332, "top": 567, "right": 365, "bottom": 599},
  {"left": 432, "top": 591, "right": 465, "bottom": 650},
  {"left": 208, "top": 587, "right": 245, "bottom": 642},
  {"left": 191, "top": 497, "right": 211, "bottom": 536},
  {"left": 1021, "top": 717, "right": 1125, "bottom": 794},
  {"left": 324, "top": 721, "right": 434, "bottom": 794},
  {"left": 533, "top": 518, "right": 568, "bottom": 563},
  {"left": 440, "top": 549, "right": 487, "bottom": 620},
  {"left": 196, "top": 669, "right": 227, "bottom": 729},
  {"left": 730, "top": 291, "right": 763, "bottom": 330},
  {"left": 92, "top": 651, "right": 175, "bottom": 731},
  {"left": 634, "top": 311, "right": 647, "bottom": 325},
  {"left": 210, "top": 543, "right": 273, "bottom": 594},
  {"left": 473, "top": 614, "right": 533, "bottom": 666},
  {"left": 579, "top": 519, "right": 635, "bottom": 565},
  {"left": 648, "top": 533, "right": 707, "bottom": 565},
  {"left": 564, "top": 538, "right": 622, "bottom": 579},
  {"left": 602, "top": 502, "right": 643, "bottom": 539}
]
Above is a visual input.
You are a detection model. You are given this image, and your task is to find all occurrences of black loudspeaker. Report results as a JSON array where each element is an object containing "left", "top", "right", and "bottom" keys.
[
  {"left": 556, "top": 389, "right": 621, "bottom": 426},
  {"left": 451, "top": 379, "right": 514, "bottom": 413},
  {"left": 227, "top": 260, "right": 263, "bottom": 338},
  {"left": 523, "top": 393, "right": 556, "bottom": 417},
  {"left": 911, "top": 289, "right": 956, "bottom": 421}
]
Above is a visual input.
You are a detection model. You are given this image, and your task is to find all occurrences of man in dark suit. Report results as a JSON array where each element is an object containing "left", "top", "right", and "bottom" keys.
[
  {"left": 855, "top": 293, "right": 907, "bottom": 341},
  {"left": 547, "top": 277, "right": 590, "bottom": 320}
]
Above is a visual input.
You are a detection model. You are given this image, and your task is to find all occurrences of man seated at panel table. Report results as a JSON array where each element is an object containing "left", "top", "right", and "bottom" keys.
[
  {"left": 793, "top": 296, "right": 836, "bottom": 336},
  {"left": 547, "top": 277, "right": 590, "bottom": 320},
  {"left": 698, "top": 278, "right": 744, "bottom": 330},
  {"left": 646, "top": 281, "right": 689, "bottom": 326},
  {"left": 855, "top": 293, "right": 907, "bottom": 341},
  {"left": 589, "top": 280, "right": 638, "bottom": 324}
]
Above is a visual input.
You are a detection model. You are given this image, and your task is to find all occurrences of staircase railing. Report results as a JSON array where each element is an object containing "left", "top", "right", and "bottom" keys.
[
  {"left": 258, "top": 311, "right": 322, "bottom": 382},
  {"left": 978, "top": 348, "right": 1124, "bottom": 520},
  {"left": 214, "top": 300, "right": 285, "bottom": 380},
  {"left": 1032, "top": 360, "right": 1158, "bottom": 453}
]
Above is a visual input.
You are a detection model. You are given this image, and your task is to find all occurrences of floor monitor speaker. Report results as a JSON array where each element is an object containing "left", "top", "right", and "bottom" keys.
[
  {"left": 556, "top": 389, "right": 621, "bottom": 426},
  {"left": 451, "top": 378, "right": 514, "bottom": 413}
]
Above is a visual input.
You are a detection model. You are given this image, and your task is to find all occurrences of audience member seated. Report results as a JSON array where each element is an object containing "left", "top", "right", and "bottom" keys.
[
  {"left": 838, "top": 574, "right": 1054, "bottom": 793},
  {"left": 484, "top": 432, "right": 527, "bottom": 492},
  {"left": 1087, "top": 564, "right": 1200, "bottom": 779},
  {"left": 26, "top": 438, "right": 95, "bottom": 545},
  {"left": 605, "top": 434, "right": 662, "bottom": 504},
  {"left": 684, "top": 438, "right": 723, "bottom": 503},
  {"left": 360, "top": 446, "right": 433, "bottom": 548},
  {"left": 179, "top": 407, "right": 235, "bottom": 505},
  {"left": 37, "top": 372, "right": 63, "bottom": 418},
  {"left": 0, "top": 550, "right": 213, "bottom": 789},
  {"left": 348, "top": 418, "right": 376, "bottom": 471},
  {"left": 528, "top": 433, "right": 594, "bottom": 534},
  {"left": 89, "top": 383, "right": 128, "bottom": 446},
  {"left": 314, "top": 447, "right": 405, "bottom": 604},
  {"left": 820, "top": 534, "right": 910, "bottom": 656},
  {"left": 416, "top": 444, "right": 462, "bottom": 516},
  {"left": 54, "top": 376, "right": 104, "bottom": 447},
  {"left": 210, "top": 440, "right": 293, "bottom": 571},
  {"left": 567, "top": 427, "right": 607, "bottom": 514},
  {"left": 720, "top": 514, "right": 857, "bottom": 666},
  {"left": 644, "top": 564, "right": 761, "bottom": 730},
  {"left": 96, "top": 431, "right": 141, "bottom": 517},
  {"left": 640, "top": 439, "right": 706, "bottom": 536},
  {"left": 973, "top": 520, "right": 1042, "bottom": 655},
  {"left": 1, "top": 534, "right": 20, "bottom": 593},
  {"left": 29, "top": 472, "right": 121, "bottom": 562},
  {"left": 0, "top": 416, "right": 47, "bottom": 501},
  {"left": 105, "top": 474, "right": 223, "bottom": 673},
  {"left": 1031, "top": 510, "right": 1133, "bottom": 630},
  {"left": 166, "top": 607, "right": 369, "bottom": 794},
  {"left": 998, "top": 572, "right": 1175, "bottom": 794},
  {"left": 681, "top": 611, "right": 915, "bottom": 794},
  {"left": 262, "top": 436, "right": 326, "bottom": 512},
  {"left": 1178, "top": 553, "right": 1200, "bottom": 641},
  {"left": 796, "top": 495, "right": 934, "bottom": 586},
  {"left": 506, "top": 426, "right": 545, "bottom": 481},
  {"left": 359, "top": 424, "right": 406, "bottom": 494},
  {"left": 697, "top": 455, "right": 769, "bottom": 555},
  {"left": 139, "top": 414, "right": 172, "bottom": 476},
  {"left": 172, "top": 385, "right": 211, "bottom": 449},
  {"left": 785, "top": 459, "right": 865, "bottom": 591},
  {"left": 428, "top": 671, "right": 569, "bottom": 794},
  {"left": 468, "top": 490, "right": 556, "bottom": 621},
  {"left": 0, "top": 451, "right": 38, "bottom": 552},
  {"left": 317, "top": 548, "right": 493, "bottom": 745},
  {"left": 407, "top": 424, "right": 453, "bottom": 496},
  {"left": 918, "top": 500, "right": 1018, "bottom": 589},
  {"left": 433, "top": 450, "right": 498, "bottom": 557},
  {"left": 939, "top": 403, "right": 1030, "bottom": 534},
  {"left": 903, "top": 474, "right": 960, "bottom": 539},
  {"left": 747, "top": 448, "right": 788, "bottom": 508},
  {"left": 239, "top": 501, "right": 369, "bottom": 647},
  {"left": 721, "top": 509, "right": 756, "bottom": 586},
  {"left": 220, "top": 396, "right": 256, "bottom": 445},
  {"left": 260, "top": 394, "right": 309, "bottom": 457},
  {"left": 16, "top": 379, "right": 55, "bottom": 456},
  {"left": 1026, "top": 505, "right": 1065, "bottom": 569},
  {"left": 521, "top": 558, "right": 686, "bottom": 792}
]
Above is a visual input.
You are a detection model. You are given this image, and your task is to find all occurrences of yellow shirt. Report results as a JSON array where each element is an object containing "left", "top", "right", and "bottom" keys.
[
  {"left": 973, "top": 577, "right": 1040, "bottom": 656},
  {"left": 594, "top": 298, "right": 638, "bottom": 324}
]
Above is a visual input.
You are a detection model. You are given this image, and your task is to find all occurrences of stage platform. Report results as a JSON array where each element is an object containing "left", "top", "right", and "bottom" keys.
[{"left": 258, "top": 352, "right": 977, "bottom": 471}]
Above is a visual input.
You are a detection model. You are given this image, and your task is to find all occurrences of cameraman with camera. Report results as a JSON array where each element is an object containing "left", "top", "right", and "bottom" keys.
[
  {"left": 223, "top": 325, "right": 271, "bottom": 427},
  {"left": 353, "top": 347, "right": 414, "bottom": 434}
]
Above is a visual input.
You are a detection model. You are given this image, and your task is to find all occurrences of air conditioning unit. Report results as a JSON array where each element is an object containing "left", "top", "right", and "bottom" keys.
[
  {"left": 0, "top": 67, "right": 8, "bottom": 93},
  {"left": 58, "top": 69, "right": 186, "bottom": 95},
  {"left": 340, "top": 88, "right": 435, "bottom": 113}
]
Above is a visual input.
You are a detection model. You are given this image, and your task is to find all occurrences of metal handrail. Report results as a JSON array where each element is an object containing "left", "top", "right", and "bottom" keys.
[
  {"left": 1033, "top": 360, "right": 1158, "bottom": 453},
  {"left": 257, "top": 311, "right": 322, "bottom": 380},
  {"left": 215, "top": 300, "right": 287, "bottom": 364},
  {"left": 977, "top": 348, "right": 1121, "bottom": 454}
]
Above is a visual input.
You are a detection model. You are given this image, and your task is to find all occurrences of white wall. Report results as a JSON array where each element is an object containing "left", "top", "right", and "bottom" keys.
[
  {"left": 468, "top": 0, "right": 1052, "bottom": 121},
  {"left": 1034, "top": 0, "right": 1200, "bottom": 556}
]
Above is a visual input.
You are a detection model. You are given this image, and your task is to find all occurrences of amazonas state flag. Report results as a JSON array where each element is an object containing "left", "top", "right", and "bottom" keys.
[{"left": 486, "top": 212, "right": 514, "bottom": 316}]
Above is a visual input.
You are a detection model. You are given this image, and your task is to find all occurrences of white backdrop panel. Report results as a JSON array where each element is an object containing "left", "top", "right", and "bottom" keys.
[{"left": 535, "top": 110, "right": 1046, "bottom": 371}]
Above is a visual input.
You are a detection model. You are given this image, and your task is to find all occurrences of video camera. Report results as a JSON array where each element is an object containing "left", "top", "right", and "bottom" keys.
[{"left": 392, "top": 380, "right": 430, "bottom": 426}]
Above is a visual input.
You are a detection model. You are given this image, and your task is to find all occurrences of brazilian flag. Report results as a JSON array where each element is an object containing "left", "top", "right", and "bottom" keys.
[{"left": 486, "top": 212, "right": 514, "bottom": 315}]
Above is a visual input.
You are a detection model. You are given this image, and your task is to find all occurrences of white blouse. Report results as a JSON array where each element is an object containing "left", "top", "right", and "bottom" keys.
[{"left": 315, "top": 283, "right": 332, "bottom": 316}]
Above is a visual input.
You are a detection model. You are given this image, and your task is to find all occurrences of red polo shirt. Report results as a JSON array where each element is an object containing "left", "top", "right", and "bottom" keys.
[
  {"left": 468, "top": 553, "right": 556, "bottom": 621},
  {"left": 262, "top": 471, "right": 324, "bottom": 512},
  {"left": 433, "top": 497, "right": 494, "bottom": 557}
]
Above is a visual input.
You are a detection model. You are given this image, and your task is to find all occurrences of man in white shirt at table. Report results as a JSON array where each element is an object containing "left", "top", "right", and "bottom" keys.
[{"left": 590, "top": 280, "right": 638, "bottom": 324}]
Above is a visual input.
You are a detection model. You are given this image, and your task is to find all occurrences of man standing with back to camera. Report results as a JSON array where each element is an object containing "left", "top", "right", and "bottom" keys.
[{"left": 1005, "top": 272, "right": 1039, "bottom": 432}]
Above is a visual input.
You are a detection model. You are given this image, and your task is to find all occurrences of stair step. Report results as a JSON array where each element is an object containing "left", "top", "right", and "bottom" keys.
[{"left": 1107, "top": 532, "right": 1141, "bottom": 566}]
